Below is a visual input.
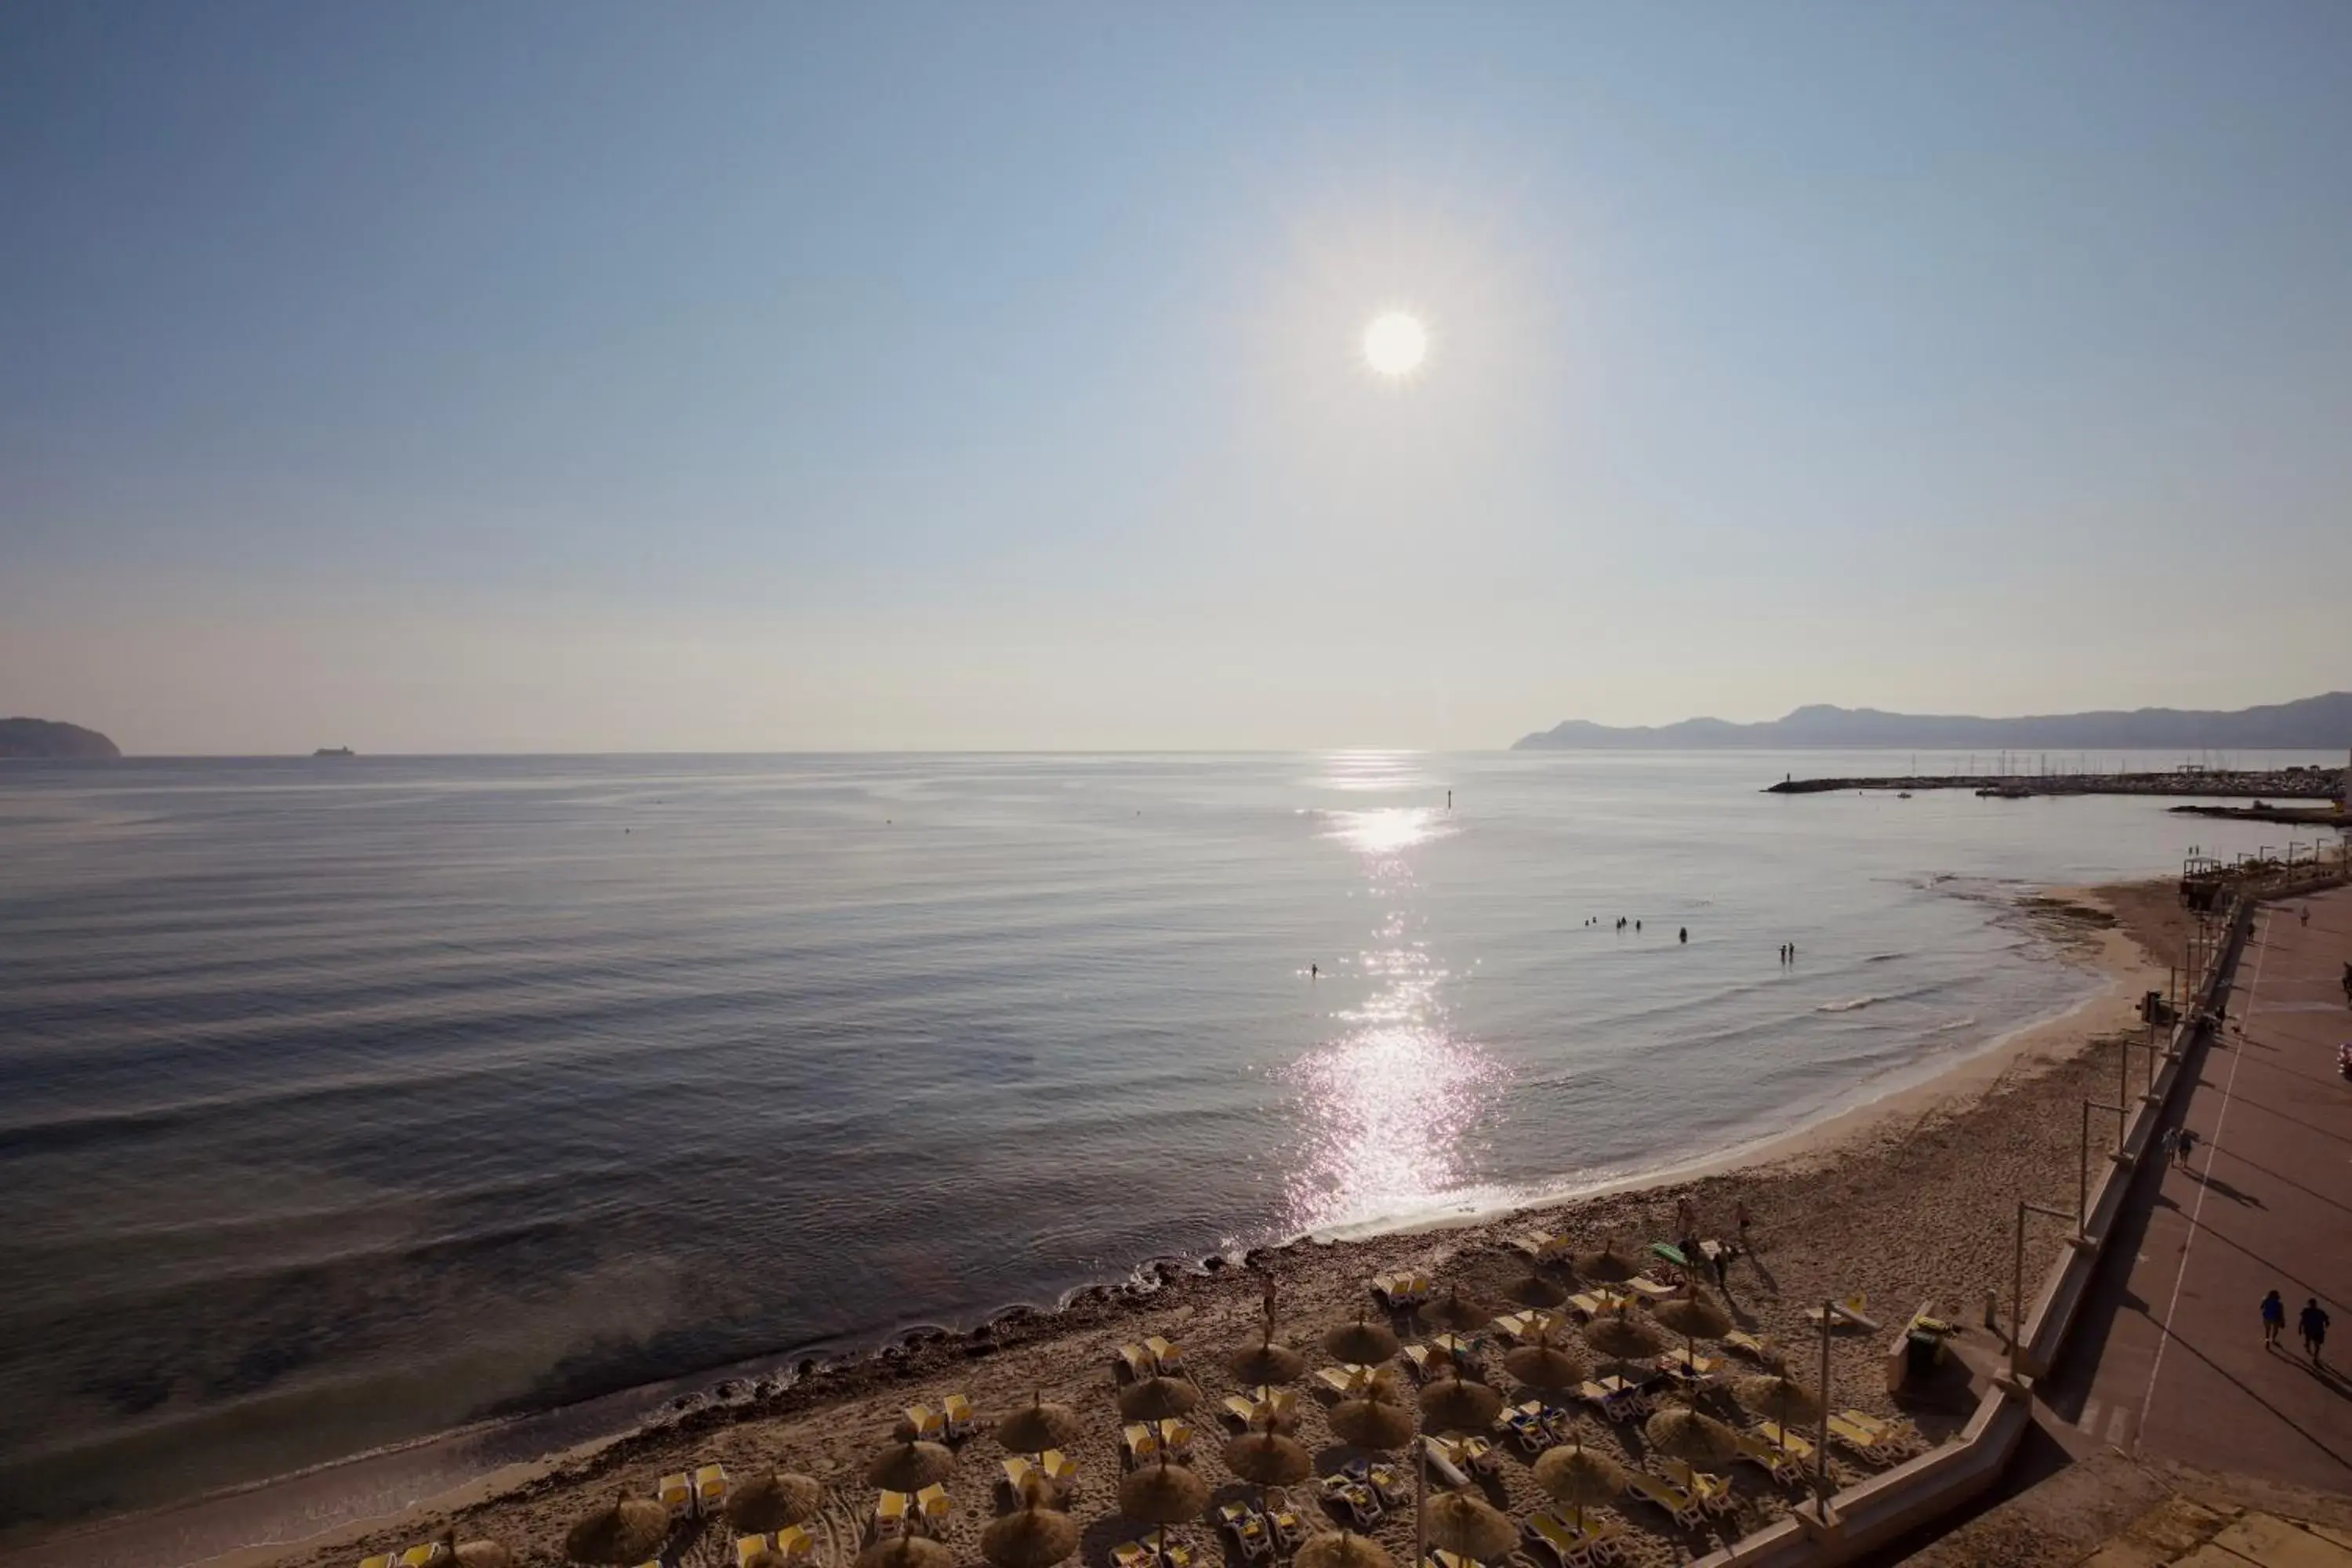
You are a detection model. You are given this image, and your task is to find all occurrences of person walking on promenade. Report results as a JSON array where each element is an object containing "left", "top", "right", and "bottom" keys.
[
  {"left": 2261, "top": 1290, "right": 2285, "bottom": 1349},
  {"left": 2175, "top": 1126, "right": 2199, "bottom": 1170},
  {"left": 2299, "top": 1299, "right": 2331, "bottom": 1365}
]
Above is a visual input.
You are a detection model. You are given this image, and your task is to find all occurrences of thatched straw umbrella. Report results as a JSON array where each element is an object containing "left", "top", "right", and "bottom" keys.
[
  {"left": 858, "top": 1537, "right": 955, "bottom": 1568},
  {"left": 1418, "top": 1288, "right": 1489, "bottom": 1334},
  {"left": 1295, "top": 1533, "right": 1395, "bottom": 1568},
  {"left": 1223, "top": 1428, "right": 1312, "bottom": 1507},
  {"left": 1652, "top": 1290, "right": 1732, "bottom": 1371},
  {"left": 1117, "top": 1376, "right": 1200, "bottom": 1423},
  {"left": 1504, "top": 1272, "right": 1569, "bottom": 1311},
  {"left": 1119, "top": 1454, "right": 1210, "bottom": 1561},
  {"left": 439, "top": 1534, "right": 514, "bottom": 1568},
  {"left": 982, "top": 1501, "right": 1082, "bottom": 1568},
  {"left": 1417, "top": 1375, "right": 1502, "bottom": 1435},
  {"left": 564, "top": 1492, "right": 670, "bottom": 1565},
  {"left": 728, "top": 1471, "right": 823, "bottom": 1532},
  {"left": 1583, "top": 1309, "right": 1664, "bottom": 1382},
  {"left": 1733, "top": 1370, "right": 1824, "bottom": 1446},
  {"left": 999, "top": 1395, "right": 1085, "bottom": 1457},
  {"left": 868, "top": 1439, "right": 956, "bottom": 1494},
  {"left": 1534, "top": 1440, "right": 1626, "bottom": 1532},
  {"left": 1329, "top": 1383, "right": 1417, "bottom": 1450},
  {"left": 1644, "top": 1406, "right": 1743, "bottom": 1468},
  {"left": 1573, "top": 1242, "right": 1639, "bottom": 1285},
  {"left": 1227, "top": 1333, "right": 1308, "bottom": 1388},
  {"left": 1504, "top": 1332, "right": 1590, "bottom": 1396},
  {"left": 1323, "top": 1317, "right": 1399, "bottom": 1367},
  {"left": 1423, "top": 1490, "right": 1516, "bottom": 1562}
]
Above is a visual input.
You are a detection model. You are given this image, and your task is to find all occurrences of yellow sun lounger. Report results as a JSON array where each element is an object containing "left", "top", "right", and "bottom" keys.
[
  {"left": 1804, "top": 1296, "right": 1879, "bottom": 1333},
  {"left": 902, "top": 1405, "right": 946, "bottom": 1440},
  {"left": 695, "top": 1465, "right": 731, "bottom": 1515},
  {"left": 1622, "top": 1470, "right": 1704, "bottom": 1529},
  {"left": 1731, "top": 1430, "right": 1804, "bottom": 1486},
  {"left": 876, "top": 1490, "right": 913, "bottom": 1534},
  {"left": 774, "top": 1525, "right": 817, "bottom": 1562},
  {"left": 943, "top": 1392, "right": 976, "bottom": 1437},
  {"left": 914, "top": 1483, "right": 951, "bottom": 1525},
  {"left": 1143, "top": 1336, "right": 1185, "bottom": 1375},
  {"left": 1828, "top": 1410, "right": 1904, "bottom": 1454},
  {"left": 1658, "top": 1457, "right": 1736, "bottom": 1515},
  {"left": 659, "top": 1472, "right": 694, "bottom": 1517},
  {"left": 1314, "top": 1363, "right": 1373, "bottom": 1398},
  {"left": 739, "top": 1537, "right": 776, "bottom": 1568},
  {"left": 1722, "top": 1329, "right": 1769, "bottom": 1360},
  {"left": 1112, "top": 1344, "right": 1152, "bottom": 1383},
  {"left": 395, "top": 1548, "right": 446, "bottom": 1568},
  {"left": 1751, "top": 1421, "right": 1817, "bottom": 1463},
  {"left": 1038, "top": 1449, "right": 1078, "bottom": 1490},
  {"left": 1624, "top": 1277, "right": 1675, "bottom": 1303}
]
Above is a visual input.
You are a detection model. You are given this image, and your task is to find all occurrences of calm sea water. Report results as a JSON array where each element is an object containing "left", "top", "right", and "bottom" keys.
[{"left": 0, "top": 750, "right": 2327, "bottom": 1531}]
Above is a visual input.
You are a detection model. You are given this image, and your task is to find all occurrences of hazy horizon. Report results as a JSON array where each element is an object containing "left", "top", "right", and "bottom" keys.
[{"left": 7, "top": 4, "right": 2350, "bottom": 754}]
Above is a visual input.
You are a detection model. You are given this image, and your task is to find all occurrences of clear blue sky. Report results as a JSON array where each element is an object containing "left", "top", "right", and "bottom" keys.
[{"left": 5, "top": 3, "right": 2348, "bottom": 753}]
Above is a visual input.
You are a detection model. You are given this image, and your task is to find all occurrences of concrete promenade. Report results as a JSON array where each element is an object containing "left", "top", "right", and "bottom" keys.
[{"left": 2042, "top": 885, "right": 2352, "bottom": 1494}]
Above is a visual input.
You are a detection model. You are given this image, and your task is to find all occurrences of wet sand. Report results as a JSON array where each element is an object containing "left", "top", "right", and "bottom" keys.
[{"left": 9, "top": 880, "right": 2183, "bottom": 1568}]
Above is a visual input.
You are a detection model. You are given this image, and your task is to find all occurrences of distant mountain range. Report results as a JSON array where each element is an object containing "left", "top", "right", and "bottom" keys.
[
  {"left": 0, "top": 717, "right": 122, "bottom": 759},
  {"left": 1512, "top": 693, "right": 2352, "bottom": 752}
]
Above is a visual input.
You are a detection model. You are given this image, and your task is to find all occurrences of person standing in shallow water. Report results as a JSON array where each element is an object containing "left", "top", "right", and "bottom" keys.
[{"left": 1679, "top": 927, "right": 1687, "bottom": 944}]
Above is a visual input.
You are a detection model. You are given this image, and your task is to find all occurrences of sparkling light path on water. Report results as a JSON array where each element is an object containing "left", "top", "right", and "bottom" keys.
[{"left": 1281, "top": 798, "right": 1509, "bottom": 1232}]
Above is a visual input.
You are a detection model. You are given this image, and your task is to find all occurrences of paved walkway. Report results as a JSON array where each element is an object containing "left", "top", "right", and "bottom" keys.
[{"left": 2041, "top": 885, "right": 2352, "bottom": 1494}]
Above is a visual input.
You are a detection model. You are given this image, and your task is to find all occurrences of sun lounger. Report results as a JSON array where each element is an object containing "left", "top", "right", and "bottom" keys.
[
  {"left": 361, "top": 1555, "right": 397, "bottom": 1568},
  {"left": 773, "top": 1526, "right": 816, "bottom": 1563},
  {"left": 1143, "top": 1335, "right": 1185, "bottom": 1375},
  {"left": 1730, "top": 1432, "right": 1804, "bottom": 1486},
  {"left": 1658, "top": 1348, "right": 1719, "bottom": 1380},
  {"left": 1496, "top": 1403, "right": 1552, "bottom": 1454},
  {"left": 1262, "top": 1490, "right": 1308, "bottom": 1551},
  {"left": 903, "top": 1405, "right": 946, "bottom": 1441},
  {"left": 1751, "top": 1422, "right": 1816, "bottom": 1465},
  {"left": 1314, "top": 1363, "right": 1373, "bottom": 1398},
  {"left": 659, "top": 1472, "right": 694, "bottom": 1517},
  {"left": 1828, "top": 1410, "right": 1906, "bottom": 1455},
  {"left": 1624, "top": 1277, "right": 1674, "bottom": 1303},
  {"left": 1721, "top": 1330, "right": 1769, "bottom": 1360},
  {"left": 1163, "top": 1548, "right": 1193, "bottom": 1568},
  {"left": 1524, "top": 1511, "right": 1598, "bottom": 1568},
  {"left": 1225, "top": 1395, "right": 1265, "bottom": 1428},
  {"left": 1421, "top": 1551, "right": 1479, "bottom": 1568},
  {"left": 1622, "top": 1470, "right": 1704, "bottom": 1529},
  {"left": 876, "top": 1491, "right": 912, "bottom": 1537},
  {"left": 915, "top": 1483, "right": 951, "bottom": 1526},
  {"left": 1111, "top": 1541, "right": 1152, "bottom": 1568},
  {"left": 1367, "top": 1463, "right": 1410, "bottom": 1508},
  {"left": 1037, "top": 1449, "right": 1078, "bottom": 1494},
  {"left": 1113, "top": 1344, "right": 1152, "bottom": 1383},
  {"left": 1159, "top": 1418, "right": 1194, "bottom": 1458},
  {"left": 1523, "top": 1232, "right": 1570, "bottom": 1263},
  {"left": 1373, "top": 1272, "right": 1434, "bottom": 1308},
  {"left": 1121, "top": 1423, "right": 1160, "bottom": 1468},
  {"left": 1576, "top": 1381, "right": 1639, "bottom": 1422},
  {"left": 1657, "top": 1458, "right": 1735, "bottom": 1516},
  {"left": 739, "top": 1537, "right": 775, "bottom": 1568},
  {"left": 1401, "top": 1343, "right": 1436, "bottom": 1381},
  {"left": 943, "top": 1392, "right": 976, "bottom": 1438},
  {"left": 696, "top": 1464, "right": 731, "bottom": 1515},
  {"left": 395, "top": 1546, "right": 446, "bottom": 1568},
  {"left": 1318, "top": 1475, "right": 1383, "bottom": 1528},
  {"left": 1218, "top": 1503, "right": 1274, "bottom": 1563},
  {"left": 1804, "top": 1296, "right": 1879, "bottom": 1334},
  {"left": 1004, "top": 1454, "right": 1040, "bottom": 1500}
]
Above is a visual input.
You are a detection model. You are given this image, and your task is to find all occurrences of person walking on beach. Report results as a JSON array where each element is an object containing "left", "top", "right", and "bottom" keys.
[
  {"left": 2299, "top": 1298, "right": 2331, "bottom": 1365},
  {"left": 1734, "top": 1199, "right": 1752, "bottom": 1247},
  {"left": 2261, "top": 1290, "right": 2285, "bottom": 1349}
]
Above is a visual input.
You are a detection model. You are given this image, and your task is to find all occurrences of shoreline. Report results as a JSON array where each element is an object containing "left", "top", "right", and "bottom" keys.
[{"left": 5, "top": 879, "right": 2173, "bottom": 1568}]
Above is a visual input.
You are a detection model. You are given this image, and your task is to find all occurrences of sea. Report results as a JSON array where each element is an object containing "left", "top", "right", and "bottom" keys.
[{"left": 0, "top": 750, "right": 2332, "bottom": 1543}]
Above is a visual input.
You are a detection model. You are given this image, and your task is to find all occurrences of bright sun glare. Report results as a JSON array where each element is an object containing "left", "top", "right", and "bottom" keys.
[{"left": 1362, "top": 311, "right": 1429, "bottom": 379}]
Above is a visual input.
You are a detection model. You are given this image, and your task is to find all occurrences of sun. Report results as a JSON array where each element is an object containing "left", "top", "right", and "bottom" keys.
[{"left": 1362, "top": 311, "right": 1429, "bottom": 379}]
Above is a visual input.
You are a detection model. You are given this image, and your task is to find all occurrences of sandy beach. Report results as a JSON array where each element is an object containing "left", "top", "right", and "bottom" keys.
[{"left": 35, "top": 879, "right": 2183, "bottom": 1568}]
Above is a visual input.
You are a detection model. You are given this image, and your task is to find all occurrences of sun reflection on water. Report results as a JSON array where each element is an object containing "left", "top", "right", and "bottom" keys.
[{"left": 1282, "top": 777, "right": 1505, "bottom": 1235}]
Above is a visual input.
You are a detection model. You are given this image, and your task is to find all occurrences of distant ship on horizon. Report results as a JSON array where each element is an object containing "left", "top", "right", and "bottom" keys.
[{"left": 313, "top": 746, "right": 356, "bottom": 757}]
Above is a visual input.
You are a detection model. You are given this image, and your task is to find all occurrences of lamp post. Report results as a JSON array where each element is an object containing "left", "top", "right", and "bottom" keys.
[
  {"left": 2011, "top": 1202, "right": 2076, "bottom": 1381},
  {"left": 1811, "top": 1298, "right": 1870, "bottom": 1494},
  {"left": 2082, "top": 1101, "right": 2129, "bottom": 1232}
]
